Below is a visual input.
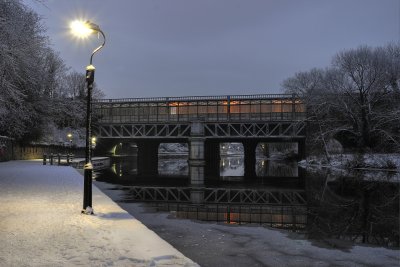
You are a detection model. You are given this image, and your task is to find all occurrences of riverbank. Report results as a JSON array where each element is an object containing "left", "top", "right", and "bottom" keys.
[
  {"left": 300, "top": 153, "right": 399, "bottom": 169},
  {"left": 94, "top": 180, "right": 400, "bottom": 267}
]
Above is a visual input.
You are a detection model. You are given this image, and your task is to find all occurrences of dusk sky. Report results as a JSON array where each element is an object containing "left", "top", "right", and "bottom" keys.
[{"left": 25, "top": 0, "right": 399, "bottom": 99}]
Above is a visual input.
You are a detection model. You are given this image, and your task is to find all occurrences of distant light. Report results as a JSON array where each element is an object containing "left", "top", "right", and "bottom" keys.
[{"left": 70, "top": 20, "right": 94, "bottom": 38}]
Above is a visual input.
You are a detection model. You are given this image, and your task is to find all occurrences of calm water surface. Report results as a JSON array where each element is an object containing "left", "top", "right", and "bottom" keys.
[{"left": 94, "top": 155, "right": 399, "bottom": 248}]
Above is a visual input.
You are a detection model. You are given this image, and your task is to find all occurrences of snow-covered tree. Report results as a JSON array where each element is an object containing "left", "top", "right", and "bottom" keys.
[
  {"left": 0, "top": 0, "right": 105, "bottom": 142},
  {"left": 0, "top": 0, "right": 49, "bottom": 140}
]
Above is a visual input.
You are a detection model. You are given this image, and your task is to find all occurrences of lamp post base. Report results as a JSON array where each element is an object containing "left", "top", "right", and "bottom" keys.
[
  {"left": 82, "top": 165, "right": 93, "bottom": 215},
  {"left": 81, "top": 206, "right": 94, "bottom": 215}
]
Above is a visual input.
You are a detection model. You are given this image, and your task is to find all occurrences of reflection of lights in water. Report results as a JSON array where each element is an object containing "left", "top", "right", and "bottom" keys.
[
  {"left": 220, "top": 156, "right": 244, "bottom": 176},
  {"left": 220, "top": 157, "right": 299, "bottom": 177},
  {"left": 110, "top": 162, "right": 126, "bottom": 177},
  {"left": 174, "top": 205, "right": 307, "bottom": 229},
  {"left": 111, "top": 163, "right": 117, "bottom": 175},
  {"left": 224, "top": 212, "right": 239, "bottom": 224},
  {"left": 119, "top": 163, "right": 123, "bottom": 177}
]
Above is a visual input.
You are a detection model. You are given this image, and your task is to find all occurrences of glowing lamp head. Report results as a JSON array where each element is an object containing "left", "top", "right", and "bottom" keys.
[{"left": 70, "top": 20, "right": 100, "bottom": 38}]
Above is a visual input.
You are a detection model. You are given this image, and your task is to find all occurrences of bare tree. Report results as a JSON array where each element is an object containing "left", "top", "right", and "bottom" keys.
[
  {"left": 332, "top": 46, "right": 389, "bottom": 148},
  {"left": 383, "top": 43, "right": 400, "bottom": 92},
  {"left": 53, "top": 70, "right": 105, "bottom": 128},
  {"left": 282, "top": 44, "right": 400, "bottom": 152},
  {"left": 283, "top": 68, "right": 335, "bottom": 159}
]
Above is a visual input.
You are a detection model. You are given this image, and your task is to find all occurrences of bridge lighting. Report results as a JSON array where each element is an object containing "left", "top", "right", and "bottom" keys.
[{"left": 69, "top": 19, "right": 106, "bottom": 215}]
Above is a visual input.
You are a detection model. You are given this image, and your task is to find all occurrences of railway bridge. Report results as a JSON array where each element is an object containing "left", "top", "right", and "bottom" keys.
[{"left": 92, "top": 94, "right": 306, "bottom": 184}]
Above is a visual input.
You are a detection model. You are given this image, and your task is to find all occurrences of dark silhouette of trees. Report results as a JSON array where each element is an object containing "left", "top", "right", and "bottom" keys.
[{"left": 283, "top": 44, "right": 400, "bottom": 153}]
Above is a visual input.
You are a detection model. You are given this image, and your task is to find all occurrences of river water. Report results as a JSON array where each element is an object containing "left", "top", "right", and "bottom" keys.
[{"left": 94, "top": 155, "right": 399, "bottom": 248}]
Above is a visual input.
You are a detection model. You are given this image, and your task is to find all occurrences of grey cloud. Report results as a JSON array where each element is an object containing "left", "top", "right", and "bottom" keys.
[{"left": 25, "top": 0, "right": 399, "bottom": 98}]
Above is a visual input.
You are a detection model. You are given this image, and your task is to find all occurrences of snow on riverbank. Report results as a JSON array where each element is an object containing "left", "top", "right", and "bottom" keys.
[
  {"left": 299, "top": 153, "right": 400, "bottom": 181},
  {"left": 300, "top": 153, "right": 400, "bottom": 169},
  {"left": 0, "top": 160, "right": 198, "bottom": 267}
]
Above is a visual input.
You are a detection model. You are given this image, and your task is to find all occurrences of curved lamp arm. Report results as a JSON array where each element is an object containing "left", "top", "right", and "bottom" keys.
[
  {"left": 90, "top": 30, "right": 106, "bottom": 65},
  {"left": 86, "top": 21, "right": 106, "bottom": 65}
]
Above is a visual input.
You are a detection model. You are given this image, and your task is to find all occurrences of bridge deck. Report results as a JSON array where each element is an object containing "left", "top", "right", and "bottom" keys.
[{"left": 94, "top": 94, "right": 306, "bottom": 123}]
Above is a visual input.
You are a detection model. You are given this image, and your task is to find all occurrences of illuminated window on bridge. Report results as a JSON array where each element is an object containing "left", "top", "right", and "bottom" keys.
[{"left": 94, "top": 95, "right": 306, "bottom": 123}]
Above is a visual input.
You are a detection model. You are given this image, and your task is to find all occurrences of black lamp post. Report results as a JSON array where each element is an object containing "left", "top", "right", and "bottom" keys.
[{"left": 70, "top": 20, "right": 106, "bottom": 214}]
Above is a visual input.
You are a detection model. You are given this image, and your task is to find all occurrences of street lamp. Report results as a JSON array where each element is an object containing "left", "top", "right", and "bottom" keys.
[
  {"left": 70, "top": 20, "right": 106, "bottom": 214},
  {"left": 91, "top": 136, "right": 97, "bottom": 155},
  {"left": 67, "top": 133, "right": 73, "bottom": 144},
  {"left": 67, "top": 133, "right": 73, "bottom": 151},
  {"left": 91, "top": 136, "right": 97, "bottom": 147}
]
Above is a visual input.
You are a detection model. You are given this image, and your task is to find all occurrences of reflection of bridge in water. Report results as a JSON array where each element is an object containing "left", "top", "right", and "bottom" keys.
[
  {"left": 93, "top": 94, "right": 306, "bottom": 184},
  {"left": 108, "top": 156, "right": 300, "bottom": 179},
  {"left": 124, "top": 186, "right": 306, "bottom": 205},
  {"left": 95, "top": 157, "right": 399, "bottom": 246},
  {"left": 122, "top": 186, "right": 307, "bottom": 229}
]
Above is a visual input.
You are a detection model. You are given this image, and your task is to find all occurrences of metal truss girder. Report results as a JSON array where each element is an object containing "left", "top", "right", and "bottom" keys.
[
  {"left": 295, "top": 121, "right": 306, "bottom": 136},
  {"left": 127, "top": 187, "right": 191, "bottom": 202},
  {"left": 204, "top": 122, "right": 306, "bottom": 137},
  {"left": 94, "top": 121, "right": 305, "bottom": 138},
  {"left": 255, "top": 191, "right": 268, "bottom": 203},
  {"left": 124, "top": 187, "right": 306, "bottom": 205},
  {"left": 94, "top": 123, "right": 191, "bottom": 138},
  {"left": 255, "top": 124, "right": 268, "bottom": 136}
]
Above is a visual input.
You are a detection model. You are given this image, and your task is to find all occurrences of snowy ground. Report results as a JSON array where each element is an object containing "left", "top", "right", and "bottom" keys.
[
  {"left": 0, "top": 160, "right": 198, "bottom": 267},
  {"left": 94, "top": 181, "right": 400, "bottom": 267}
]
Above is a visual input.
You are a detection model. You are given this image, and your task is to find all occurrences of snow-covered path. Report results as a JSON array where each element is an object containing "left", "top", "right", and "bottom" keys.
[{"left": 0, "top": 160, "right": 198, "bottom": 267}]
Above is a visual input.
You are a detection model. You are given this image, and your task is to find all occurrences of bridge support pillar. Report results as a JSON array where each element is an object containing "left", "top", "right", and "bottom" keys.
[
  {"left": 298, "top": 139, "right": 306, "bottom": 160},
  {"left": 190, "top": 189, "right": 205, "bottom": 204},
  {"left": 205, "top": 141, "right": 220, "bottom": 178},
  {"left": 260, "top": 142, "right": 270, "bottom": 157},
  {"left": 136, "top": 140, "right": 159, "bottom": 177},
  {"left": 189, "top": 121, "right": 205, "bottom": 186},
  {"left": 243, "top": 140, "right": 258, "bottom": 178}
]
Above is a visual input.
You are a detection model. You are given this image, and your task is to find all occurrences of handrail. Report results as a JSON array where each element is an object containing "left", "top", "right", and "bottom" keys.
[{"left": 93, "top": 94, "right": 299, "bottom": 104}]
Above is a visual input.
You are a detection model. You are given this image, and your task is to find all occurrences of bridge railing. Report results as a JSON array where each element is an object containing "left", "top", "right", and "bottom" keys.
[
  {"left": 93, "top": 94, "right": 306, "bottom": 123},
  {"left": 94, "top": 94, "right": 296, "bottom": 103}
]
